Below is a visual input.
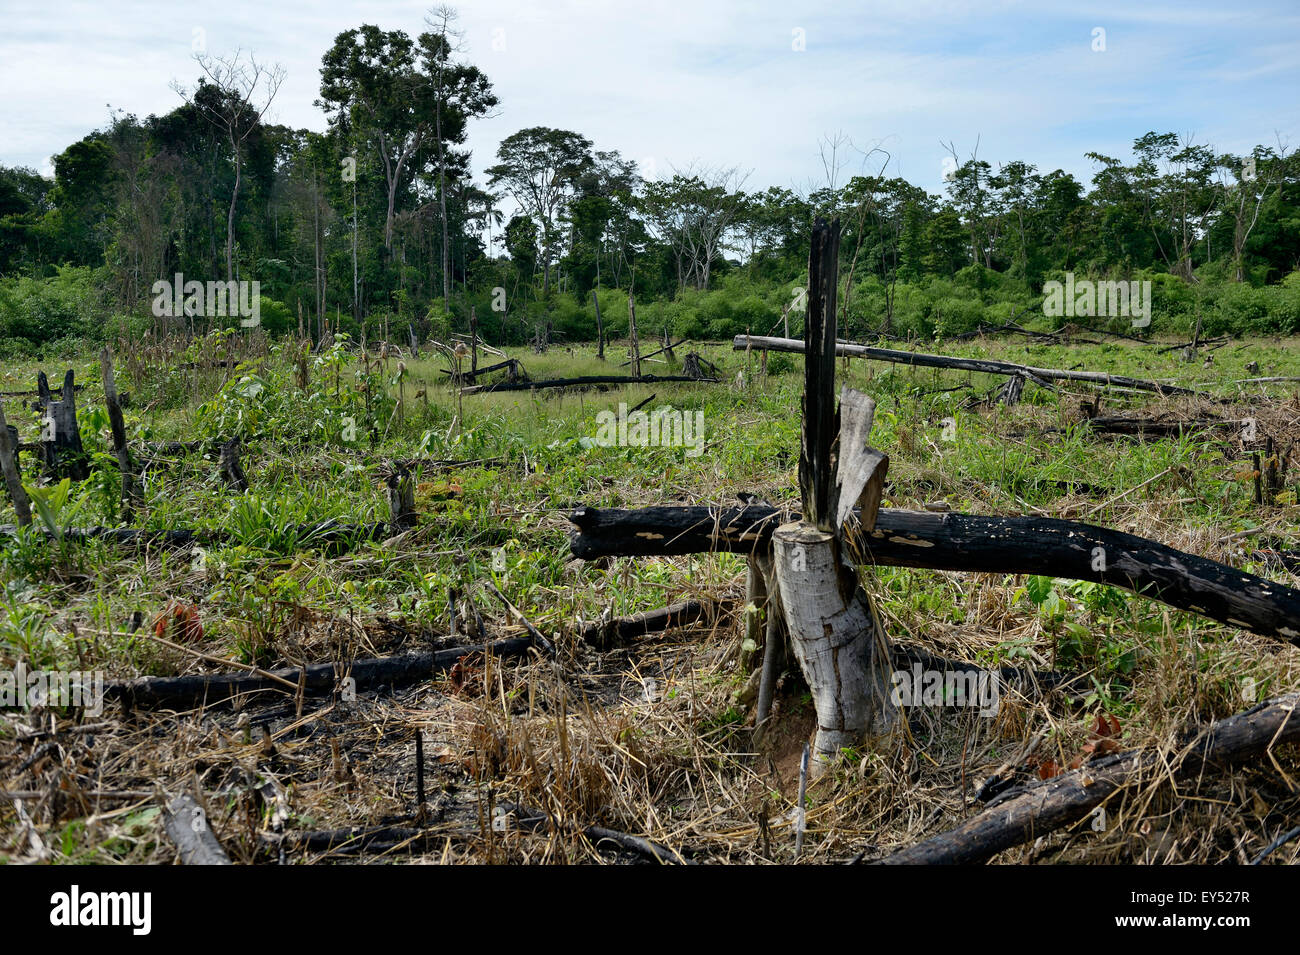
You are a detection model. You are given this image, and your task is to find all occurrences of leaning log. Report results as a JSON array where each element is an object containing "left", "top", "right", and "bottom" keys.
[
  {"left": 106, "top": 637, "right": 536, "bottom": 709},
  {"left": 568, "top": 505, "right": 1300, "bottom": 646},
  {"left": 733, "top": 335, "right": 1199, "bottom": 397},
  {"left": 460, "top": 374, "right": 718, "bottom": 395},
  {"left": 0, "top": 519, "right": 408, "bottom": 551},
  {"left": 872, "top": 691, "right": 1300, "bottom": 865}
]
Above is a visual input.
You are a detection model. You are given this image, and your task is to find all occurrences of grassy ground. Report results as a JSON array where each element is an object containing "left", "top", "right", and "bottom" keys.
[{"left": 1, "top": 328, "right": 1298, "bottom": 864}]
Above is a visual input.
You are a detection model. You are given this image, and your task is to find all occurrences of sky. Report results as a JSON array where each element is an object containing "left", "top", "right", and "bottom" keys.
[{"left": 2, "top": 0, "right": 1298, "bottom": 198}]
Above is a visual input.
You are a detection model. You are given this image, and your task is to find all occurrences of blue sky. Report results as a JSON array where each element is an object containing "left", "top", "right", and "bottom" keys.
[{"left": 2, "top": 0, "right": 1297, "bottom": 198}]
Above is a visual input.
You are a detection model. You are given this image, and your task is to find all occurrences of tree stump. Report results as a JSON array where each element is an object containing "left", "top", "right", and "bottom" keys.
[
  {"left": 218, "top": 438, "right": 249, "bottom": 492},
  {"left": 773, "top": 523, "right": 896, "bottom": 763},
  {"left": 36, "top": 370, "right": 88, "bottom": 482}
]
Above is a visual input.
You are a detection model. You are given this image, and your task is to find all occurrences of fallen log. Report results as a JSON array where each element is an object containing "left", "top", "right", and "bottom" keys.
[
  {"left": 460, "top": 374, "right": 718, "bottom": 395},
  {"left": 439, "top": 357, "right": 526, "bottom": 383},
  {"left": 0, "top": 519, "right": 398, "bottom": 550},
  {"left": 871, "top": 691, "right": 1300, "bottom": 865},
  {"left": 578, "top": 598, "right": 728, "bottom": 647},
  {"left": 1156, "top": 335, "right": 1229, "bottom": 354},
  {"left": 568, "top": 505, "right": 1300, "bottom": 646},
  {"left": 1082, "top": 416, "right": 1249, "bottom": 438},
  {"left": 510, "top": 804, "right": 693, "bottom": 864},
  {"left": 106, "top": 637, "right": 536, "bottom": 709},
  {"left": 571, "top": 590, "right": 1098, "bottom": 696},
  {"left": 265, "top": 824, "right": 444, "bottom": 856},
  {"left": 732, "top": 335, "right": 1200, "bottom": 397},
  {"left": 0, "top": 384, "right": 84, "bottom": 399}
]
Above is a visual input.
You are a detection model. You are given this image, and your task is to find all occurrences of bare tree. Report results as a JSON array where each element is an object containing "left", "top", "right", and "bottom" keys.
[{"left": 174, "top": 50, "right": 285, "bottom": 281}]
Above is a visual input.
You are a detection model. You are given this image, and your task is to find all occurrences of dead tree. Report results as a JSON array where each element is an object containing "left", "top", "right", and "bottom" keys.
[
  {"left": 773, "top": 218, "right": 896, "bottom": 771},
  {"left": 681, "top": 352, "right": 718, "bottom": 380},
  {"left": 101, "top": 348, "right": 143, "bottom": 522},
  {"left": 36, "top": 370, "right": 89, "bottom": 481}
]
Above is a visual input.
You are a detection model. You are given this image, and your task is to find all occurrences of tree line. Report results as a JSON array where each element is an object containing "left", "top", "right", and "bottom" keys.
[{"left": 1, "top": 11, "right": 1298, "bottom": 349}]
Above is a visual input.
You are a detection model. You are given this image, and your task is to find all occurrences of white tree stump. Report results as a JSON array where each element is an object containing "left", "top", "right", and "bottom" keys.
[{"left": 773, "top": 521, "right": 896, "bottom": 773}]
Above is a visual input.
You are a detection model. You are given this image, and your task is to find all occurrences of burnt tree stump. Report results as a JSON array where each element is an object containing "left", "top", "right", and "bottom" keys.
[{"left": 36, "top": 370, "right": 88, "bottom": 482}]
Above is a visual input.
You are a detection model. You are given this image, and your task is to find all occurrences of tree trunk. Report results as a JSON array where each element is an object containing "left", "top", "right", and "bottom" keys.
[
  {"left": 226, "top": 140, "right": 241, "bottom": 282},
  {"left": 37, "top": 370, "right": 88, "bottom": 482}
]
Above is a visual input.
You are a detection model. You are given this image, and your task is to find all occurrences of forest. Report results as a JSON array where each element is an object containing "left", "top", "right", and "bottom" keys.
[{"left": 1, "top": 17, "right": 1299, "bottom": 352}]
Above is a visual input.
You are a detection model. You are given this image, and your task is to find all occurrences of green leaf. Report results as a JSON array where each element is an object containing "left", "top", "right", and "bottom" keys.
[{"left": 1025, "top": 574, "right": 1055, "bottom": 606}]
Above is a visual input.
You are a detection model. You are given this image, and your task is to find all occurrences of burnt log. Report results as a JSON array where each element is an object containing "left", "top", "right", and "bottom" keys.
[
  {"left": 579, "top": 598, "right": 726, "bottom": 648},
  {"left": 460, "top": 374, "right": 717, "bottom": 396},
  {"left": 106, "top": 637, "right": 535, "bottom": 709},
  {"left": 568, "top": 505, "right": 1300, "bottom": 646},
  {"left": 872, "top": 691, "right": 1300, "bottom": 865},
  {"left": 0, "top": 403, "right": 31, "bottom": 525}
]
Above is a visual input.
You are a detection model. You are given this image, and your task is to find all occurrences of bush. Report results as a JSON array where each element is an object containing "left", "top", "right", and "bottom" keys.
[{"left": 0, "top": 265, "right": 101, "bottom": 345}]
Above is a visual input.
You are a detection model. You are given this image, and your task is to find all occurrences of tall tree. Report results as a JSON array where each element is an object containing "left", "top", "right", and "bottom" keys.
[
  {"left": 419, "top": 7, "right": 499, "bottom": 315},
  {"left": 486, "top": 127, "right": 594, "bottom": 295}
]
